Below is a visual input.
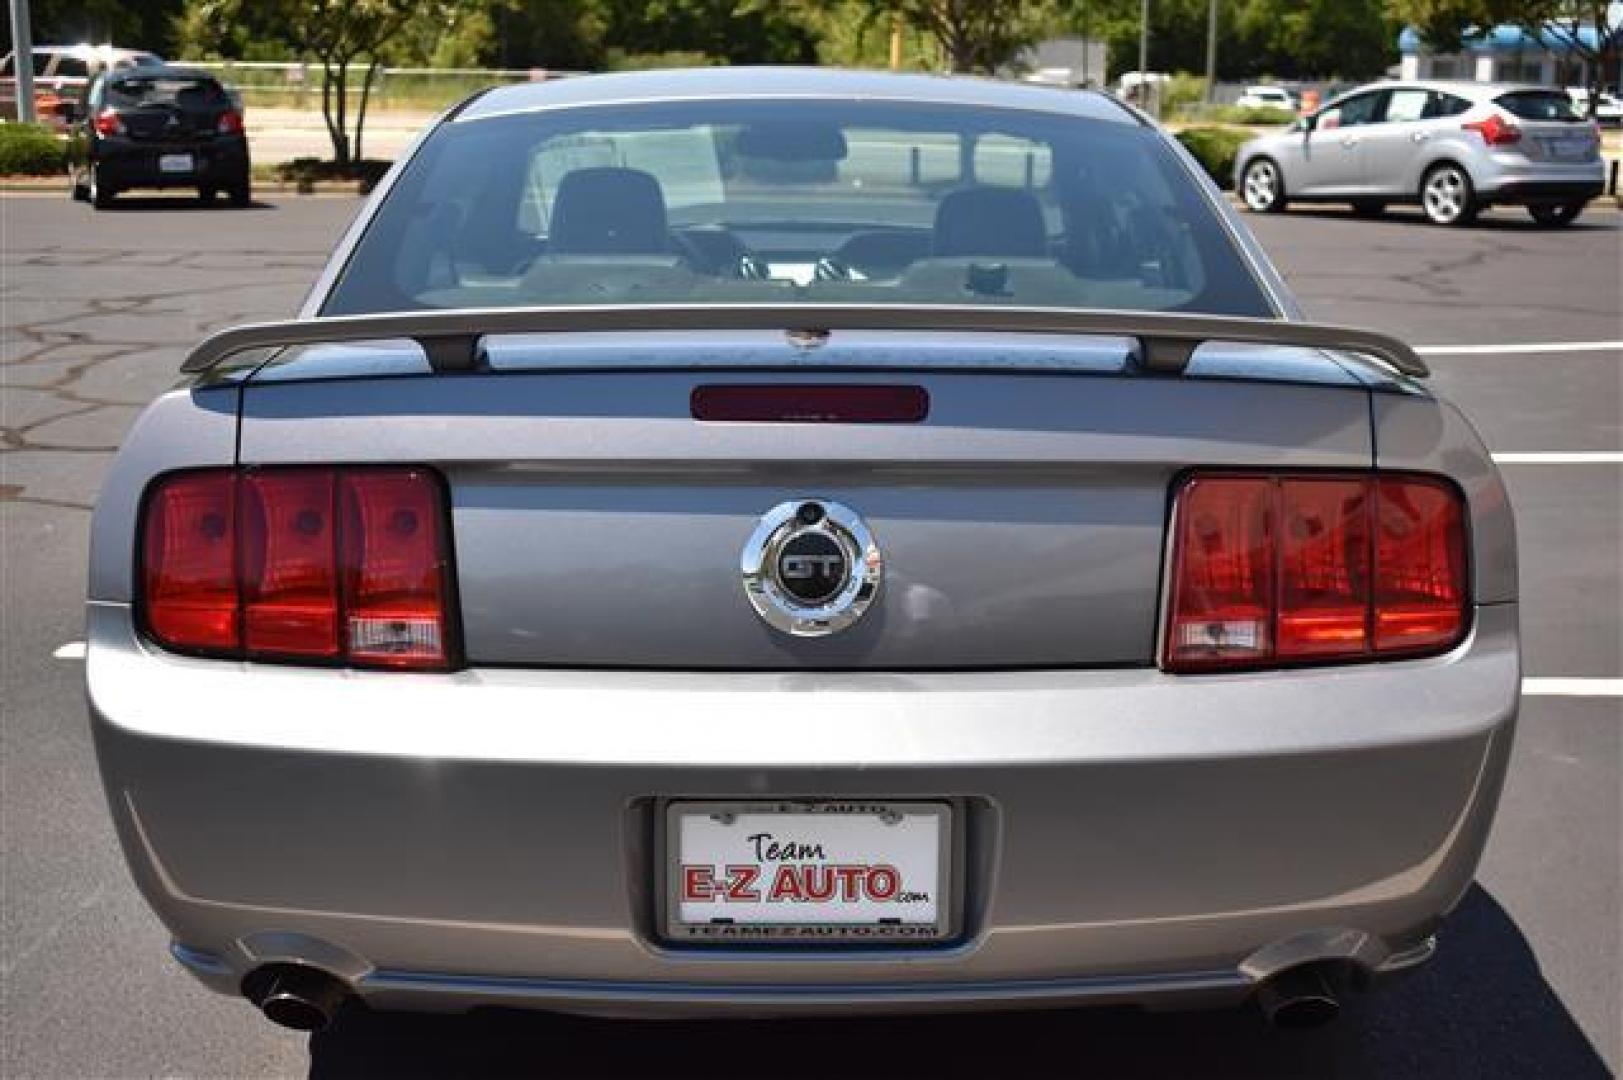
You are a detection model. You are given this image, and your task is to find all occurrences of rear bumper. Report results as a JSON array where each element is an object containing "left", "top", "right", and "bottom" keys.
[
  {"left": 92, "top": 137, "right": 249, "bottom": 190},
  {"left": 1476, "top": 159, "right": 1605, "bottom": 203},
  {"left": 89, "top": 602, "right": 1518, "bottom": 1017}
]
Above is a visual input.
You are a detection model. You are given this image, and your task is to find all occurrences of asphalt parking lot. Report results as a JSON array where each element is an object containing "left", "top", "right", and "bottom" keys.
[{"left": 1, "top": 193, "right": 1618, "bottom": 1079}]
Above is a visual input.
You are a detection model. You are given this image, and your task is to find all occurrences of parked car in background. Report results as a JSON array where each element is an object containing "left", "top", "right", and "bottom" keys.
[
  {"left": 1566, "top": 87, "right": 1623, "bottom": 126},
  {"left": 69, "top": 65, "right": 251, "bottom": 209},
  {"left": 1236, "top": 81, "right": 1604, "bottom": 226},
  {"left": 1235, "top": 85, "right": 1296, "bottom": 112},
  {"left": 0, "top": 44, "right": 162, "bottom": 129},
  {"left": 88, "top": 67, "right": 1518, "bottom": 1035}
]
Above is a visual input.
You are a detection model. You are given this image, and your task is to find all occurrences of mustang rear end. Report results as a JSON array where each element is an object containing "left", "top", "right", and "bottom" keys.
[{"left": 87, "top": 68, "right": 1518, "bottom": 1032}]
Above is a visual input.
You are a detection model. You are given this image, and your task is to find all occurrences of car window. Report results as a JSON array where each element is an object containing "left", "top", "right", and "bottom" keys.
[
  {"left": 1496, "top": 90, "right": 1581, "bottom": 121},
  {"left": 107, "top": 75, "right": 227, "bottom": 109},
  {"left": 1426, "top": 92, "right": 1472, "bottom": 119},
  {"left": 1, "top": 54, "right": 12, "bottom": 77},
  {"left": 1381, "top": 89, "right": 1430, "bottom": 123},
  {"left": 1318, "top": 91, "right": 1383, "bottom": 130},
  {"left": 325, "top": 99, "right": 1274, "bottom": 320},
  {"left": 32, "top": 52, "right": 52, "bottom": 76},
  {"left": 54, "top": 57, "right": 90, "bottom": 79}
]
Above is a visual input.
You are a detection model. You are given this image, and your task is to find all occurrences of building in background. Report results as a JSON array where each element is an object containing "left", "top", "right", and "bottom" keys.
[
  {"left": 1398, "top": 23, "right": 1619, "bottom": 88},
  {"left": 1016, "top": 37, "right": 1109, "bottom": 90}
]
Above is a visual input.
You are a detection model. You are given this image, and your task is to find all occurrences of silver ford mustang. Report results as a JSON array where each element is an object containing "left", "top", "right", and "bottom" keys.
[{"left": 87, "top": 68, "right": 1519, "bottom": 1033}]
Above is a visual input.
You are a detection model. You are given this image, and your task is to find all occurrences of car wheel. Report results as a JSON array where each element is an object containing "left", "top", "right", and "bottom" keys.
[
  {"left": 198, "top": 185, "right": 218, "bottom": 205},
  {"left": 1241, "top": 159, "right": 1287, "bottom": 213},
  {"left": 1527, "top": 201, "right": 1583, "bottom": 228},
  {"left": 89, "top": 164, "right": 116, "bottom": 210},
  {"left": 70, "top": 171, "right": 89, "bottom": 203},
  {"left": 1350, "top": 199, "right": 1386, "bottom": 217},
  {"left": 228, "top": 182, "right": 252, "bottom": 208},
  {"left": 1420, "top": 164, "right": 1477, "bottom": 226}
]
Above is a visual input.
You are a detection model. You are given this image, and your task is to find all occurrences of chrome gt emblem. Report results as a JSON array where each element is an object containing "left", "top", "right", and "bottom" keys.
[{"left": 741, "top": 500, "right": 881, "bottom": 637}]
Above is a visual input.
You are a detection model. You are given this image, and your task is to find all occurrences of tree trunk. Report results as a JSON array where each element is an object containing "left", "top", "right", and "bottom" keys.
[
  {"left": 332, "top": 58, "right": 351, "bottom": 166},
  {"left": 354, "top": 59, "right": 380, "bottom": 162}
]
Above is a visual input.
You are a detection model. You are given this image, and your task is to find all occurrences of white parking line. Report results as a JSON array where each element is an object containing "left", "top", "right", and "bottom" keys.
[
  {"left": 1416, "top": 341, "right": 1622, "bottom": 356},
  {"left": 1492, "top": 452, "right": 1623, "bottom": 465},
  {"left": 1522, "top": 678, "right": 1622, "bottom": 698},
  {"left": 52, "top": 641, "right": 86, "bottom": 660}
]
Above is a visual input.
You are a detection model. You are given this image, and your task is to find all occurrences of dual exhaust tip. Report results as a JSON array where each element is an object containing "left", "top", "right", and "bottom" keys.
[{"left": 240, "top": 961, "right": 1344, "bottom": 1033}]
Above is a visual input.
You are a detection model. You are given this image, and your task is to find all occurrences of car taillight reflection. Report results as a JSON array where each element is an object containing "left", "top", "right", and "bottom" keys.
[
  {"left": 1163, "top": 472, "right": 1467, "bottom": 672},
  {"left": 139, "top": 467, "right": 456, "bottom": 670}
]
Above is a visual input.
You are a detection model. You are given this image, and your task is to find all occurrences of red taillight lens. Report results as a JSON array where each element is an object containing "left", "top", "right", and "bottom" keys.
[
  {"left": 241, "top": 471, "right": 339, "bottom": 658},
  {"left": 1463, "top": 113, "right": 1521, "bottom": 146},
  {"left": 339, "top": 470, "right": 450, "bottom": 667},
  {"left": 216, "top": 109, "right": 244, "bottom": 135},
  {"left": 139, "top": 467, "right": 455, "bottom": 670},
  {"left": 93, "top": 109, "right": 124, "bottom": 138},
  {"left": 1373, "top": 476, "right": 1467, "bottom": 654},
  {"left": 1164, "top": 477, "right": 1273, "bottom": 667},
  {"left": 1163, "top": 473, "right": 1468, "bottom": 672},
  {"left": 142, "top": 472, "right": 240, "bottom": 652}
]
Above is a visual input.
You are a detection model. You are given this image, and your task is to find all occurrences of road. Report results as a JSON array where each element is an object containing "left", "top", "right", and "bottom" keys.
[{"left": 1, "top": 193, "right": 1618, "bottom": 1078}]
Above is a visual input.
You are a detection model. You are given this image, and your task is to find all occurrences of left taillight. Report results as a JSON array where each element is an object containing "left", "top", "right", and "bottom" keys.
[
  {"left": 139, "top": 467, "right": 456, "bottom": 670},
  {"left": 216, "top": 109, "right": 244, "bottom": 135},
  {"left": 1162, "top": 472, "right": 1468, "bottom": 673},
  {"left": 93, "top": 109, "right": 125, "bottom": 138}
]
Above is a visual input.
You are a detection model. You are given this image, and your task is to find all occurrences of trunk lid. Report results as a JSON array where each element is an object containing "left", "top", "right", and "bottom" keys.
[{"left": 238, "top": 332, "right": 1373, "bottom": 670}]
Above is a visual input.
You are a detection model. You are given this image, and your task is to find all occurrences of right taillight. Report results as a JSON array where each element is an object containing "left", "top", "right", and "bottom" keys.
[
  {"left": 1463, "top": 113, "right": 1521, "bottom": 146},
  {"left": 139, "top": 466, "right": 456, "bottom": 670},
  {"left": 1162, "top": 473, "right": 1467, "bottom": 672},
  {"left": 93, "top": 109, "right": 125, "bottom": 138}
]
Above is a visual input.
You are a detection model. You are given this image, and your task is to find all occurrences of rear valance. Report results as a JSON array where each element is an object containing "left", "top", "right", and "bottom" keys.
[{"left": 181, "top": 304, "right": 1429, "bottom": 380}]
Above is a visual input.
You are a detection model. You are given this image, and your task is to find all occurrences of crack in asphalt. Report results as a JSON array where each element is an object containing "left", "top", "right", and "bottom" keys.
[{"left": 0, "top": 249, "right": 318, "bottom": 501}]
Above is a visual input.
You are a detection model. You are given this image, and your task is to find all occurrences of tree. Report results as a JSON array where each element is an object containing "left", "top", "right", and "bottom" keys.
[
  {"left": 178, "top": 0, "right": 459, "bottom": 164},
  {"left": 846, "top": 0, "right": 1057, "bottom": 73}
]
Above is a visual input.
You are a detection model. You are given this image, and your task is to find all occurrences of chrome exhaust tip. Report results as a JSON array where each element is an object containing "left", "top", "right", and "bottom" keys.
[
  {"left": 1256, "top": 965, "right": 1342, "bottom": 1029},
  {"left": 244, "top": 965, "right": 348, "bottom": 1032}
]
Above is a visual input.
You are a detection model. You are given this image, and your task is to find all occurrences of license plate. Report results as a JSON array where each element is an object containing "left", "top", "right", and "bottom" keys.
[
  {"left": 1547, "top": 138, "right": 1589, "bottom": 161},
  {"left": 665, "top": 801, "right": 952, "bottom": 943},
  {"left": 158, "top": 153, "right": 193, "bottom": 174}
]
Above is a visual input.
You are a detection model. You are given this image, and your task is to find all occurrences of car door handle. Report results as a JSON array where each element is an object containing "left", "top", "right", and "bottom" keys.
[
  {"left": 1340, "top": 136, "right": 1360, "bottom": 148},
  {"left": 1411, "top": 131, "right": 1431, "bottom": 142}
]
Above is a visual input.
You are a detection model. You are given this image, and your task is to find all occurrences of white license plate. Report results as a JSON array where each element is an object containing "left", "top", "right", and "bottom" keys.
[
  {"left": 158, "top": 154, "right": 194, "bottom": 174},
  {"left": 666, "top": 801, "right": 952, "bottom": 943}
]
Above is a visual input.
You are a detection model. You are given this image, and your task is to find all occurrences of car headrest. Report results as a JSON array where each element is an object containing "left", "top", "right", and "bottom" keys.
[
  {"left": 548, "top": 167, "right": 670, "bottom": 255},
  {"left": 933, "top": 186, "right": 1048, "bottom": 258}
]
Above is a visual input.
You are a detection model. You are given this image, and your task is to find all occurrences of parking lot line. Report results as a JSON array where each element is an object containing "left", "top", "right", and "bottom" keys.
[
  {"left": 1417, "top": 341, "right": 1622, "bottom": 356},
  {"left": 1492, "top": 452, "right": 1623, "bottom": 464},
  {"left": 1521, "top": 678, "right": 1622, "bottom": 697}
]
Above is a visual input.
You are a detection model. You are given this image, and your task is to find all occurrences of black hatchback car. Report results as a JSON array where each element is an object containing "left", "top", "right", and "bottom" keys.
[{"left": 70, "top": 65, "right": 250, "bottom": 208}]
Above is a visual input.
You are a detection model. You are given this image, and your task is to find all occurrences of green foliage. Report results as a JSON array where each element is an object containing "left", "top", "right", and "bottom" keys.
[
  {"left": 874, "top": 0, "right": 1060, "bottom": 73},
  {"left": 26, "top": 0, "right": 186, "bottom": 54},
  {"left": 603, "top": 49, "right": 721, "bottom": 70},
  {"left": 0, "top": 124, "right": 67, "bottom": 176},
  {"left": 1175, "top": 125, "right": 1251, "bottom": 189},
  {"left": 1177, "top": 103, "right": 1297, "bottom": 125},
  {"left": 1162, "top": 73, "right": 1208, "bottom": 111}
]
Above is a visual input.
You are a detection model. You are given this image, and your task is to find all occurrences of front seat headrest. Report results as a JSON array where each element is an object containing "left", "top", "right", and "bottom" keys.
[
  {"left": 933, "top": 186, "right": 1048, "bottom": 258},
  {"left": 548, "top": 167, "right": 670, "bottom": 255}
]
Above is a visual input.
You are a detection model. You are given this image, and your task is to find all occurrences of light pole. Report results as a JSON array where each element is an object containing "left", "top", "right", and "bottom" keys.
[
  {"left": 1204, "top": 0, "right": 1218, "bottom": 105},
  {"left": 9, "top": 0, "right": 36, "bottom": 124}
]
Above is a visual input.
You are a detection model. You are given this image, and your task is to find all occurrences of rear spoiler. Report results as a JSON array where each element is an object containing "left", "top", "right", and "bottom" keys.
[{"left": 180, "top": 304, "right": 1428, "bottom": 379}]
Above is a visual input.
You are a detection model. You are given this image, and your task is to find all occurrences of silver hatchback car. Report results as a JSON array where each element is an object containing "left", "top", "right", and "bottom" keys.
[
  {"left": 88, "top": 68, "right": 1519, "bottom": 1034},
  {"left": 1236, "top": 80, "right": 1605, "bottom": 226}
]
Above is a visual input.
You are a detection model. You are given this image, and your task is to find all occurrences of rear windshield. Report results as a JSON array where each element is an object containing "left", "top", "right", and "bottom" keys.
[
  {"left": 108, "top": 76, "right": 225, "bottom": 109},
  {"left": 323, "top": 100, "right": 1273, "bottom": 318},
  {"left": 1496, "top": 90, "right": 1581, "bottom": 122}
]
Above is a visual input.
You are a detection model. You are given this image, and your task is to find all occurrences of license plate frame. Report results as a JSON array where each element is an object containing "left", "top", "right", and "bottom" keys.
[
  {"left": 662, "top": 800, "right": 958, "bottom": 945},
  {"left": 158, "top": 153, "right": 194, "bottom": 174}
]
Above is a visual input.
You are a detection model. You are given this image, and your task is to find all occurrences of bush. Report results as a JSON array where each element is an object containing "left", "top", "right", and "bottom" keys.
[
  {"left": 0, "top": 123, "right": 68, "bottom": 176},
  {"left": 1162, "top": 74, "right": 1208, "bottom": 114},
  {"left": 1176, "top": 126, "right": 1252, "bottom": 190},
  {"left": 1172, "top": 104, "right": 1297, "bottom": 127}
]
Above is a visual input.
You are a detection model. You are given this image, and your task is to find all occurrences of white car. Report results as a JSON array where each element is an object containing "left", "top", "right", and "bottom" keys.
[
  {"left": 1566, "top": 87, "right": 1623, "bottom": 126},
  {"left": 1235, "top": 85, "right": 1296, "bottom": 112}
]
